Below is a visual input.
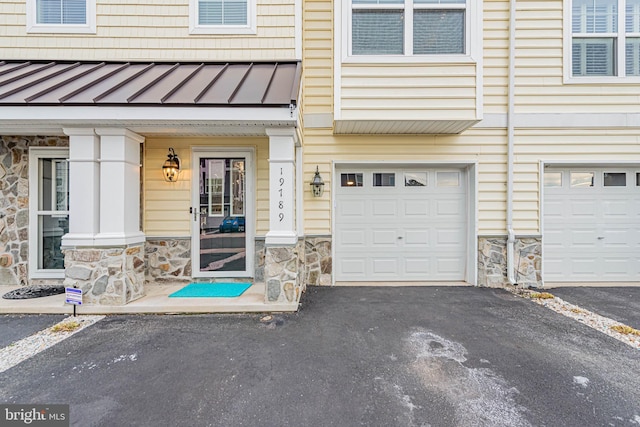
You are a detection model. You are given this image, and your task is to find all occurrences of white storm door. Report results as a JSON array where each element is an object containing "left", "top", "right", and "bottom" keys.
[{"left": 191, "top": 149, "right": 254, "bottom": 278}]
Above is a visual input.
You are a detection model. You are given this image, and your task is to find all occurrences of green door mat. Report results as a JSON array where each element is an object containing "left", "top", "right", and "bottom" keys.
[{"left": 169, "top": 283, "right": 252, "bottom": 298}]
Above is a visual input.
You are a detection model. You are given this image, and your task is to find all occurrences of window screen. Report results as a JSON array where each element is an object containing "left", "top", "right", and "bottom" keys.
[
  {"left": 37, "top": 0, "right": 86, "bottom": 24},
  {"left": 352, "top": 10, "right": 404, "bottom": 55},
  {"left": 413, "top": 10, "right": 465, "bottom": 54},
  {"left": 199, "top": 0, "right": 248, "bottom": 25}
]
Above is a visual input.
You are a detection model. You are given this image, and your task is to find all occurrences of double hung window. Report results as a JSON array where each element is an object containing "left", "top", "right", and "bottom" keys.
[
  {"left": 27, "top": 0, "right": 95, "bottom": 33},
  {"left": 190, "top": 0, "right": 255, "bottom": 34},
  {"left": 351, "top": 0, "right": 467, "bottom": 56},
  {"left": 571, "top": 0, "right": 640, "bottom": 76}
]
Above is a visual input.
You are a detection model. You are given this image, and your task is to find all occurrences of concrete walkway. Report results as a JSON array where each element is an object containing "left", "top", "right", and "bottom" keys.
[{"left": 0, "top": 283, "right": 297, "bottom": 314}]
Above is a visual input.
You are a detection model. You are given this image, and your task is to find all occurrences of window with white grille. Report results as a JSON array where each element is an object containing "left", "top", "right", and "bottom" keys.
[
  {"left": 190, "top": 0, "right": 256, "bottom": 34},
  {"left": 571, "top": 0, "right": 640, "bottom": 76},
  {"left": 351, "top": 0, "right": 467, "bottom": 56},
  {"left": 27, "top": 0, "right": 95, "bottom": 33}
]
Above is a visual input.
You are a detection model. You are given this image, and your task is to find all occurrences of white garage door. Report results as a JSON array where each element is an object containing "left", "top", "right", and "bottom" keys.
[
  {"left": 335, "top": 166, "right": 467, "bottom": 281},
  {"left": 543, "top": 167, "right": 640, "bottom": 282}
]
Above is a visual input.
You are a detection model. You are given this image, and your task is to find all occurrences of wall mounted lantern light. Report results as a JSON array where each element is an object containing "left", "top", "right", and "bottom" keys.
[
  {"left": 310, "top": 166, "right": 325, "bottom": 197},
  {"left": 162, "top": 147, "right": 180, "bottom": 182}
]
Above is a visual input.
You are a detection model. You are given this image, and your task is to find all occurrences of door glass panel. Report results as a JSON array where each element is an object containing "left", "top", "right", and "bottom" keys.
[
  {"left": 437, "top": 171, "right": 460, "bottom": 187},
  {"left": 341, "top": 173, "right": 363, "bottom": 187},
  {"left": 373, "top": 173, "right": 395, "bottom": 187},
  {"left": 603, "top": 172, "right": 626, "bottom": 186},
  {"left": 404, "top": 172, "right": 427, "bottom": 186},
  {"left": 39, "top": 215, "right": 69, "bottom": 270},
  {"left": 570, "top": 171, "right": 594, "bottom": 187},
  {"left": 37, "top": 157, "right": 69, "bottom": 271},
  {"left": 198, "top": 158, "right": 246, "bottom": 273},
  {"left": 544, "top": 171, "right": 562, "bottom": 187}
]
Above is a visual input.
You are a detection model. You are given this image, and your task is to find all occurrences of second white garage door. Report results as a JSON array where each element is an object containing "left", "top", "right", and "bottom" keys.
[
  {"left": 335, "top": 166, "right": 467, "bottom": 281},
  {"left": 543, "top": 167, "right": 640, "bottom": 282}
]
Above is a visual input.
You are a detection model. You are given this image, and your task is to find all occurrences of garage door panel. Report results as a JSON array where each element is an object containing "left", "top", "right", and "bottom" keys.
[
  {"left": 404, "top": 230, "right": 430, "bottom": 246},
  {"left": 372, "top": 258, "right": 398, "bottom": 274},
  {"left": 436, "top": 199, "right": 464, "bottom": 216},
  {"left": 544, "top": 167, "right": 640, "bottom": 282},
  {"left": 372, "top": 229, "right": 399, "bottom": 245},
  {"left": 570, "top": 200, "right": 597, "bottom": 217},
  {"left": 339, "top": 200, "right": 366, "bottom": 218},
  {"left": 404, "top": 200, "right": 429, "bottom": 217},
  {"left": 405, "top": 258, "right": 431, "bottom": 274},
  {"left": 336, "top": 166, "right": 467, "bottom": 282},
  {"left": 372, "top": 200, "right": 397, "bottom": 216}
]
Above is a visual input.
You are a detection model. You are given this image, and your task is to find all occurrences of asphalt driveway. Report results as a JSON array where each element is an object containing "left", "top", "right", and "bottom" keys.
[
  {"left": 549, "top": 287, "right": 640, "bottom": 330},
  {"left": 1, "top": 287, "right": 639, "bottom": 427}
]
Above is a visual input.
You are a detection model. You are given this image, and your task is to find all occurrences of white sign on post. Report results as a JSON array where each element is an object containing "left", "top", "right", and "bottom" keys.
[{"left": 65, "top": 287, "right": 82, "bottom": 305}]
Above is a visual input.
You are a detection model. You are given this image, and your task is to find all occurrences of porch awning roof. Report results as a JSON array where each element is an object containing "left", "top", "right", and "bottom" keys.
[{"left": 0, "top": 60, "right": 300, "bottom": 107}]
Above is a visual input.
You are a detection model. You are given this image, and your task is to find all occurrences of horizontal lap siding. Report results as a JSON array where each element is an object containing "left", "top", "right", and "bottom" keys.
[
  {"left": 143, "top": 137, "right": 269, "bottom": 237},
  {"left": 302, "top": 129, "right": 507, "bottom": 235},
  {"left": 484, "top": 0, "right": 509, "bottom": 115},
  {"left": 340, "top": 64, "right": 478, "bottom": 121},
  {"left": 302, "top": 0, "right": 333, "bottom": 115},
  {"left": 0, "top": 0, "right": 295, "bottom": 60},
  {"left": 516, "top": 0, "right": 640, "bottom": 113},
  {"left": 513, "top": 129, "right": 640, "bottom": 235}
]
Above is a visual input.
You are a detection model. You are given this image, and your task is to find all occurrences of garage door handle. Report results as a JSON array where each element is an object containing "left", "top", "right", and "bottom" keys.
[
  {"left": 398, "top": 236, "right": 403, "bottom": 240},
  {"left": 597, "top": 237, "right": 605, "bottom": 240}
]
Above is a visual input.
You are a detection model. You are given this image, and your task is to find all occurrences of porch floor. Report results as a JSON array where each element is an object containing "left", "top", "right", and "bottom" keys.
[{"left": 0, "top": 283, "right": 298, "bottom": 314}]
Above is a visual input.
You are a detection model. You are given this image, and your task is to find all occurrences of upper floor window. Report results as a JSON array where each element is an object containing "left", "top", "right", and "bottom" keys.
[
  {"left": 27, "top": 0, "right": 96, "bottom": 33},
  {"left": 571, "top": 0, "right": 640, "bottom": 77},
  {"left": 190, "top": 0, "right": 256, "bottom": 34},
  {"left": 350, "top": 0, "right": 467, "bottom": 56}
]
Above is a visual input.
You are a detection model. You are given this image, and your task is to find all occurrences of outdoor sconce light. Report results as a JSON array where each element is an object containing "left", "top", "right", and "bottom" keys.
[
  {"left": 162, "top": 148, "right": 180, "bottom": 182},
  {"left": 310, "top": 166, "right": 325, "bottom": 197}
]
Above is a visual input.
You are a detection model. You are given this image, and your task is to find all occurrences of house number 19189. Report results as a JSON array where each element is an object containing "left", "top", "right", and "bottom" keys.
[{"left": 278, "top": 168, "right": 285, "bottom": 222}]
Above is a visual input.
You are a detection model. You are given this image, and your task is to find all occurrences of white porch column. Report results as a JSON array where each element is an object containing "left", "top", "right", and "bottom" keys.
[
  {"left": 62, "top": 128, "right": 100, "bottom": 247},
  {"left": 94, "top": 128, "right": 145, "bottom": 246},
  {"left": 265, "top": 128, "right": 298, "bottom": 246}
]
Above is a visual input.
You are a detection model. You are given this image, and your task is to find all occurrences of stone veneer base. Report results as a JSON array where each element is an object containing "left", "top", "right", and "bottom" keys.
[
  {"left": 63, "top": 245, "right": 145, "bottom": 305},
  {"left": 478, "top": 237, "right": 542, "bottom": 288}
]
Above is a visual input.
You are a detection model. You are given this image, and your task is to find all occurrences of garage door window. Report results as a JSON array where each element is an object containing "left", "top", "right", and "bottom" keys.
[
  {"left": 341, "top": 173, "right": 363, "bottom": 187},
  {"left": 604, "top": 172, "right": 626, "bottom": 186},
  {"left": 544, "top": 171, "right": 563, "bottom": 187},
  {"left": 373, "top": 173, "right": 395, "bottom": 187},
  {"left": 404, "top": 172, "right": 427, "bottom": 186},
  {"left": 436, "top": 171, "right": 460, "bottom": 187},
  {"left": 570, "top": 171, "right": 594, "bottom": 187}
]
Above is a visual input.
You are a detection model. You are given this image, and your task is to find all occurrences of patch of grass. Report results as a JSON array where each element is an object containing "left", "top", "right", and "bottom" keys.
[
  {"left": 610, "top": 325, "right": 640, "bottom": 336},
  {"left": 529, "top": 292, "right": 555, "bottom": 299},
  {"left": 51, "top": 320, "right": 81, "bottom": 333}
]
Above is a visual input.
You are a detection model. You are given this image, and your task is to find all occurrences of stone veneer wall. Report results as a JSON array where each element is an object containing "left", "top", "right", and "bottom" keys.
[
  {"left": 0, "top": 135, "right": 68, "bottom": 287},
  {"left": 478, "top": 237, "right": 542, "bottom": 288},
  {"left": 264, "top": 240, "right": 305, "bottom": 303},
  {"left": 304, "top": 237, "right": 331, "bottom": 286},
  {"left": 63, "top": 244, "right": 145, "bottom": 305},
  {"left": 145, "top": 238, "right": 192, "bottom": 282}
]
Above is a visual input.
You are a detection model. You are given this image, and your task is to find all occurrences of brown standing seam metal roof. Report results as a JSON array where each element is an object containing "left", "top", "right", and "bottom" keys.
[{"left": 0, "top": 61, "right": 301, "bottom": 107}]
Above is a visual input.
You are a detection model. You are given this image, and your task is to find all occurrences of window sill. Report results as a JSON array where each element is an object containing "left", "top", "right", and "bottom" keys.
[
  {"left": 342, "top": 54, "right": 476, "bottom": 64},
  {"left": 189, "top": 25, "right": 256, "bottom": 35},
  {"left": 27, "top": 24, "right": 96, "bottom": 34},
  {"left": 29, "top": 271, "right": 65, "bottom": 280},
  {"left": 564, "top": 75, "right": 640, "bottom": 84}
]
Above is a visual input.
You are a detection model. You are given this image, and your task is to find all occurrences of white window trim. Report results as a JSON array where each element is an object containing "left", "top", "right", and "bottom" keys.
[
  {"left": 189, "top": 0, "right": 257, "bottom": 35},
  {"left": 564, "top": 0, "right": 640, "bottom": 83},
  {"left": 26, "top": 0, "right": 96, "bottom": 34},
  {"left": 341, "top": 0, "right": 479, "bottom": 63},
  {"left": 29, "top": 147, "right": 70, "bottom": 280}
]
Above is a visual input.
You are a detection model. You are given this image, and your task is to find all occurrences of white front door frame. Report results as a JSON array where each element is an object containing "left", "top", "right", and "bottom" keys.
[{"left": 191, "top": 147, "right": 255, "bottom": 278}]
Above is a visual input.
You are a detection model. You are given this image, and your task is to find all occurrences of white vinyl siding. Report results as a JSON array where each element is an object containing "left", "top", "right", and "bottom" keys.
[
  {"left": 350, "top": 0, "right": 467, "bottom": 56},
  {"left": 571, "top": 0, "right": 640, "bottom": 77}
]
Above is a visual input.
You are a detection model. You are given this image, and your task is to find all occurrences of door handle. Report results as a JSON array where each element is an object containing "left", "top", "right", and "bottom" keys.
[{"left": 597, "top": 236, "right": 605, "bottom": 240}]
